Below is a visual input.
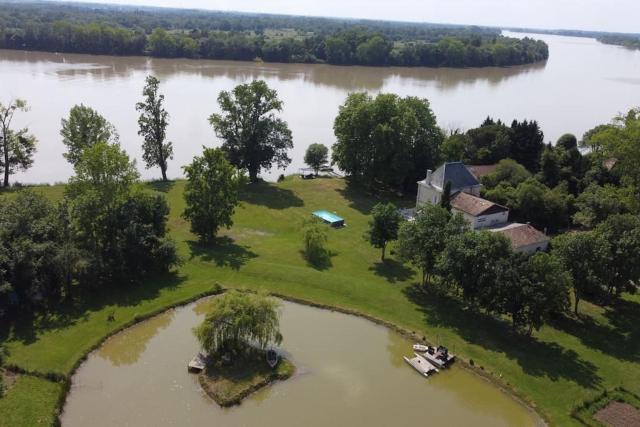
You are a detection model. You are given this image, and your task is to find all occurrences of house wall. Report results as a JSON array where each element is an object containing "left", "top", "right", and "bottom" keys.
[
  {"left": 473, "top": 211, "right": 509, "bottom": 229},
  {"left": 454, "top": 211, "right": 477, "bottom": 229},
  {"left": 416, "top": 183, "right": 441, "bottom": 206},
  {"left": 453, "top": 209, "right": 509, "bottom": 230},
  {"left": 514, "top": 240, "right": 550, "bottom": 255},
  {"left": 417, "top": 183, "right": 482, "bottom": 207}
]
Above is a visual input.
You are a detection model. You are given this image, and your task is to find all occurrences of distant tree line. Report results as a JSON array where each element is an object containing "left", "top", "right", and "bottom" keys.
[
  {"left": 508, "top": 27, "right": 640, "bottom": 51},
  {"left": 597, "top": 35, "right": 640, "bottom": 50},
  {"left": 0, "top": 3, "right": 548, "bottom": 67}
]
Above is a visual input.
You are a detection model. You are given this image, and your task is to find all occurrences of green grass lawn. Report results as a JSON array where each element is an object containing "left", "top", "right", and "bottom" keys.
[
  {"left": 1, "top": 177, "right": 639, "bottom": 426},
  {"left": 0, "top": 375, "right": 62, "bottom": 427}
]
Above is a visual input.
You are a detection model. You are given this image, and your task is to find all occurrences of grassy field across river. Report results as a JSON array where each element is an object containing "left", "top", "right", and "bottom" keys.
[{"left": 1, "top": 177, "right": 639, "bottom": 426}]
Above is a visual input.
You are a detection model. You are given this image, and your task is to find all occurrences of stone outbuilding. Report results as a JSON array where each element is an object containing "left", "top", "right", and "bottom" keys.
[{"left": 489, "top": 223, "right": 550, "bottom": 255}]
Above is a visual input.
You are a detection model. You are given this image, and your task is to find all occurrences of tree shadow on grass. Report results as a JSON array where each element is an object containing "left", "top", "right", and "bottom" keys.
[
  {"left": 606, "top": 297, "right": 640, "bottom": 357},
  {"left": 187, "top": 236, "right": 258, "bottom": 270},
  {"left": 403, "top": 284, "right": 602, "bottom": 389},
  {"left": 369, "top": 259, "right": 415, "bottom": 283},
  {"left": 240, "top": 182, "right": 303, "bottom": 210},
  {"left": 551, "top": 298, "right": 640, "bottom": 363},
  {"left": 299, "top": 249, "right": 337, "bottom": 271},
  {"left": 3, "top": 271, "right": 186, "bottom": 346},
  {"left": 146, "top": 180, "right": 176, "bottom": 193},
  {"left": 335, "top": 180, "right": 412, "bottom": 214}
]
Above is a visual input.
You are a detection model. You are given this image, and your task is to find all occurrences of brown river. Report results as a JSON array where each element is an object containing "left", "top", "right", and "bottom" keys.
[
  {"left": 1, "top": 31, "right": 639, "bottom": 183},
  {"left": 61, "top": 298, "right": 541, "bottom": 426}
]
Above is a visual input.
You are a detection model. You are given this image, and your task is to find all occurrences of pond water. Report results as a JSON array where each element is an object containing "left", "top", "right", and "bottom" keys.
[
  {"left": 1, "top": 31, "right": 639, "bottom": 183},
  {"left": 61, "top": 299, "right": 541, "bottom": 427}
]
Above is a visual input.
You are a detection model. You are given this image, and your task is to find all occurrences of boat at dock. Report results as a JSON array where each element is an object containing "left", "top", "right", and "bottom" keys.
[
  {"left": 266, "top": 349, "right": 279, "bottom": 368},
  {"left": 403, "top": 353, "right": 439, "bottom": 377},
  {"left": 412, "top": 344, "right": 429, "bottom": 352},
  {"left": 413, "top": 344, "right": 455, "bottom": 368}
]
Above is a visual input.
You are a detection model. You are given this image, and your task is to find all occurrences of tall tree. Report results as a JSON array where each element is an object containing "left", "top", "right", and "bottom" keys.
[
  {"left": 365, "top": 202, "right": 402, "bottom": 261},
  {"left": 304, "top": 143, "right": 329, "bottom": 175},
  {"left": 332, "top": 92, "right": 444, "bottom": 191},
  {"left": 0, "top": 191, "right": 66, "bottom": 316},
  {"left": 60, "top": 104, "right": 118, "bottom": 166},
  {"left": 66, "top": 142, "right": 177, "bottom": 285},
  {"left": 66, "top": 142, "right": 139, "bottom": 256},
  {"left": 587, "top": 109, "right": 640, "bottom": 198},
  {"left": 595, "top": 214, "right": 640, "bottom": 298},
  {"left": 397, "top": 204, "right": 465, "bottom": 286},
  {"left": 440, "top": 133, "right": 469, "bottom": 162},
  {"left": 539, "top": 145, "right": 561, "bottom": 188},
  {"left": 440, "top": 181, "right": 452, "bottom": 211},
  {"left": 573, "top": 184, "right": 634, "bottom": 228},
  {"left": 194, "top": 290, "right": 282, "bottom": 355},
  {"left": 509, "top": 119, "right": 544, "bottom": 172},
  {"left": 494, "top": 252, "right": 570, "bottom": 334},
  {"left": 136, "top": 75, "right": 173, "bottom": 181},
  {"left": 209, "top": 80, "right": 293, "bottom": 182},
  {"left": 551, "top": 231, "right": 610, "bottom": 314},
  {"left": 482, "top": 158, "right": 531, "bottom": 189},
  {"left": 438, "top": 230, "right": 512, "bottom": 306},
  {"left": 0, "top": 99, "right": 37, "bottom": 187},
  {"left": 182, "top": 147, "right": 244, "bottom": 243},
  {"left": 465, "top": 120, "right": 512, "bottom": 164}
]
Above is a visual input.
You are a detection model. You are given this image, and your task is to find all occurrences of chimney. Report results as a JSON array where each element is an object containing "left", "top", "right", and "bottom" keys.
[{"left": 426, "top": 169, "right": 432, "bottom": 184}]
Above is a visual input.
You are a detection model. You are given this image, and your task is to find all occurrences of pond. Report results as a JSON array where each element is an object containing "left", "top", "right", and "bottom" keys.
[{"left": 61, "top": 298, "right": 542, "bottom": 427}]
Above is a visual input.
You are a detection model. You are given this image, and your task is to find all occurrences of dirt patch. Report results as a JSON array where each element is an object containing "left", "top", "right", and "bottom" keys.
[
  {"left": 1, "top": 369, "right": 19, "bottom": 392},
  {"left": 221, "top": 228, "right": 273, "bottom": 240},
  {"left": 594, "top": 401, "right": 640, "bottom": 427}
]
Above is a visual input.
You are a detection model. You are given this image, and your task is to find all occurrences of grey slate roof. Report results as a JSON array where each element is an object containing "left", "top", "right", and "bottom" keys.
[{"left": 430, "top": 162, "right": 480, "bottom": 191}]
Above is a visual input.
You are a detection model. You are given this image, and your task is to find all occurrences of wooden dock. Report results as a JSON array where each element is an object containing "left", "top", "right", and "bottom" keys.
[
  {"left": 403, "top": 353, "right": 439, "bottom": 377},
  {"left": 188, "top": 352, "right": 208, "bottom": 373}
]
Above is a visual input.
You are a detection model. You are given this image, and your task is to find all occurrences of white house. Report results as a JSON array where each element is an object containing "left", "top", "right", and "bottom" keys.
[
  {"left": 416, "top": 162, "right": 481, "bottom": 206},
  {"left": 450, "top": 191, "right": 509, "bottom": 230},
  {"left": 415, "top": 161, "right": 550, "bottom": 254},
  {"left": 489, "top": 223, "right": 550, "bottom": 255}
]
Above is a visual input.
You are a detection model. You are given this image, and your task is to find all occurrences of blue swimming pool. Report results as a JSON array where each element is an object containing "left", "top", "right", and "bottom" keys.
[{"left": 313, "top": 210, "right": 345, "bottom": 227}]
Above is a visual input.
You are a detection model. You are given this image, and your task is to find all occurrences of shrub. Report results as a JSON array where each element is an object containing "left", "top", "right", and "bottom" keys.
[{"left": 302, "top": 218, "right": 329, "bottom": 266}]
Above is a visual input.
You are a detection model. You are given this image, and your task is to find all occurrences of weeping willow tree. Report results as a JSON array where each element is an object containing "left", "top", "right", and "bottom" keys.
[{"left": 194, "top": 291, "right": 282, "bottom": 355}]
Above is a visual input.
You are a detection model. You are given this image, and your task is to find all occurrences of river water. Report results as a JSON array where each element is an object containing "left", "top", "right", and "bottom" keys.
[
  {"left": 1, "top": 32, "right": 639, "bottom": 183},
  {"left": 61, "top": 299, "right": 541, "bottom": 426}
]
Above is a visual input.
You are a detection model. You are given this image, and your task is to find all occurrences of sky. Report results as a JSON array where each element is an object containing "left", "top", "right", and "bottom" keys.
[{"left": 57, "top": 0, "right": 640, "bottom": 33}]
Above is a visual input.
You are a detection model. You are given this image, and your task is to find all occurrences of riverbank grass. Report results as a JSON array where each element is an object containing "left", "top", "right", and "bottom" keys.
[{"left": 198, "top": 349, "right": 294, "bottom": 407}]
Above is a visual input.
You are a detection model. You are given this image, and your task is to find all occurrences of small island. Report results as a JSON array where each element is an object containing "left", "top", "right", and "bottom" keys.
[{"left": 192, "top": 291, "right": 294, "bottom": 407}]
